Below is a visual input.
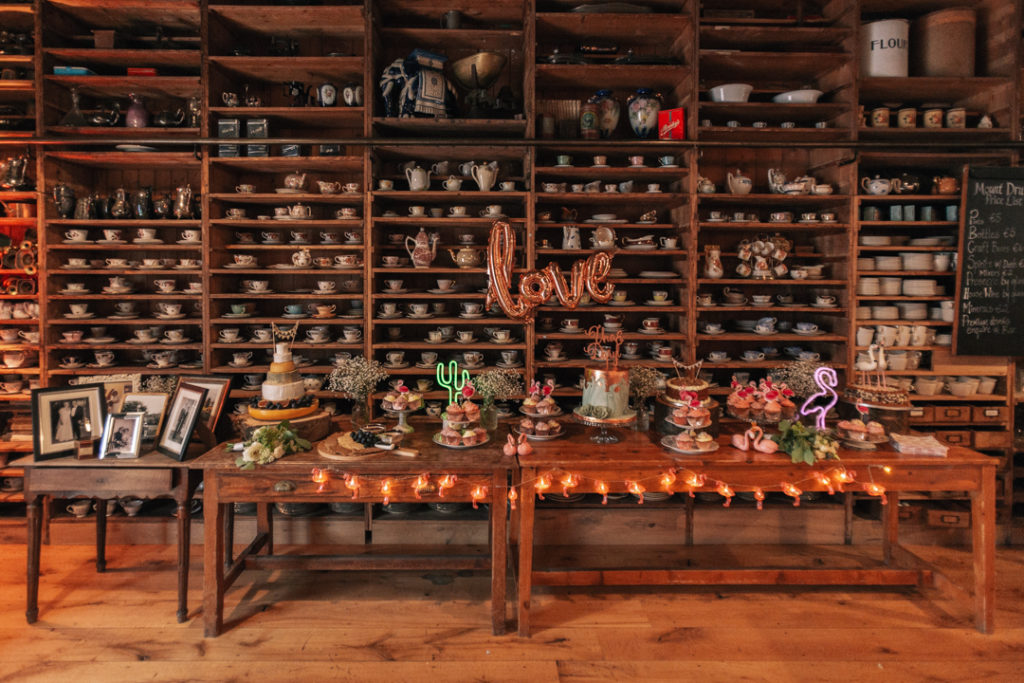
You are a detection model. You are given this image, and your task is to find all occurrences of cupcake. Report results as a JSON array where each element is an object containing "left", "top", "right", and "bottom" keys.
[
  {"left": 462, "top": 400, "right": 480, "bottom": 422},
  {"left": 521, "top": 395, "right": 539, "bottom": 412},
  {"left": 672, "top": 406, "right": 689, "bottom": 422},
  {"left": 695, "top": 432, "right": 716, "bottom": 451},
  {"left": 546, "top": 420, "right": 562, "bottom": 434},
  {"left": 461, "top": 428, "right": 478, "bottom": 446},
  {"left": 446, "top": 402, "right": 465, "bottom": 422},
  {"left": 441, "top": 426, "right": 461, "bottom": 446},
  {"left": 674, "top": 432, "right": 695, "bottom": 449},
  {"left": 391, "top": 394, "right": 409, "bottom": 410},
  {"left": 473, "top": 426, "right": 488, "bottom": 442},
  {"left": 687, "top": 406, "right": 711, "bottom": 428},
  {"left": 536, "top": 397, "right": 558, "bottom": 415},
  {"left": 535, "top": 420, "right": 550, "bottom": 435},
  {"left": 519, "top": 418, "right": 535, "bottom": 435},
  {"left": 839, "top": 419, "right": 867, "bottom": 440},
  {"left": 867, "top": 421, "right": 886, "bottom": 438},
  {"left": 406, "top": 391, "right": 423, "bottom": 410},
  {"left": 382, "top": 392, "right": 399, "bottom": 408}
]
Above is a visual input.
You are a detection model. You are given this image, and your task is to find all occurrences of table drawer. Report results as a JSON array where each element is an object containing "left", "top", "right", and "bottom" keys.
[
  {"left": 927, "top": 508, "right": 970, "bottom": 528},
  {"left": 972, "top": 430, "right": 1011, "bottom": 450},
  {"left": 971, "top": 406, "right": 1008, "bottom": 424},
  {"left": 29, "top": 467, "right": 173, "bottom": 495},
  {"left": 934, "top": 430, "right": 972, "bottom": 447},
  {"left": 907, "top": 406, "right": 934, "bottom": 423},
  {"left": 215, "top": 471, "right": 494, "bottom": 503},
  {"left": 934, "top": 406, "right": 971, "bottom": 423}
]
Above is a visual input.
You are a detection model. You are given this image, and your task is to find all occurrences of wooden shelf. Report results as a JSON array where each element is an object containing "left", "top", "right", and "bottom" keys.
[
  {"left": 535, "top": 64, "right": 690, "bottom": 92},
  {"left": 209, "top": 4, "right": 364, "bottom": 39},
  {"left": 698, "top": 50, "right": 848, "bottom": 83},
  {"left": 44, "top": 75, "right": 201, "bottom": 99},
  {"left": 208, "top": 192, "right": 363, "bottom": 205},
  {"left": 208, "top": 56, "right": 363, "bottom": 83},
  {"left": 380, "top": 27, "right": 523, "bottom": 50},
  {"left": 47, "top": 126, "right": 200, "bottom": 137},
  {"left": 698, "top": 24, "right": 850, "bottom": 49},
  {"left": 44, "top": 151, "right": 201, "bottom": 168},
  {"left": 47, "top": 0, "right": 200, "bottom": 31},
  {"left": 43, "top": 48, "right": 200, "bottom": 70},
  {"left": 697, "top": 193, "right": 849, "bottom": 205},
  {"left": 372, "top": 117, "right": 527, "bottom": 137},
  {"left": 858, "top": 77, "right": 1011, "bottom": 103},
  {"left": 208, "top": 106, "right": 364, "bottom": 127},
  {"left": 698, "top": 126, "right": 851, "bottom": 142},
  {"left": 857, "top": 127, "right": 1013, "bottom": 142},
  {"left": 537, "top": 11, "right": 690, "bottom": 41},
  {"left": 209, "top": 156, "right": 362, "bottom": 172}
]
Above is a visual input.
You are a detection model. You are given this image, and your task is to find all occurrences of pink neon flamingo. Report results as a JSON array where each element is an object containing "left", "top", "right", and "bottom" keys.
[{"left": 800, "top": 366, "right": 838, "bottom": 431}]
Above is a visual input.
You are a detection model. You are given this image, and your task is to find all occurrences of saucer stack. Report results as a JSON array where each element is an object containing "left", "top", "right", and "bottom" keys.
[
  {"left": 873, "top": 255, "right": 902, "bottom": 271},
  {"left": 896, "top": 302, "right": 928, "bottom": 320},
  {"left": 857, "top": 277, "right": 880, "bottom": 296},
  {"left": 902, "top": 279, "right": 937, "bottom": 296},
  {"left": 900, "top": 252, "right": 934, "bottom": 271},
  {"left": 879, "top": 277, "right": 902, "bottom": 295}
]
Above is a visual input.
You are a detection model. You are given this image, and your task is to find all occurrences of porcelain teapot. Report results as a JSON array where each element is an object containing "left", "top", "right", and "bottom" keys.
[
  {"left": 405, "top": 227, "right": 438, "bottom": 268},
  {"left": 291, "top": 248, "right": 312, "bottom": 267},
  {"left": 283, "top": 171, "right": 307, "bottom": 190},
  {"left": 726, "top": 170, "right": 752, "bottom": 195},
  {"left": 447, "top": 246, "right": 482, "bottom": 269},
  {"left": 861, "top": 176, "right": 897, "bottom": 195},
  {"left": 405, "top": 165, "right": 431, "bottom": 191},
  {"left": 696, "top": 176, "right": 716, "bottom": 194},
  {"left": 470, "top": 163, "right": 497, "bottom": 191}
]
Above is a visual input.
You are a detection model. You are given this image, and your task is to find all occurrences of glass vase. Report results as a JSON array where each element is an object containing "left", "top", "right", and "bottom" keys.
[
  {"left": 480, "top": 399, "right": 498, "bottom": 431},
  {"left": 633, "top": 400, "right": 650, "bottom": 431},
  {"left": 351, "top": 398, "right": 369, "bottom": 429}
]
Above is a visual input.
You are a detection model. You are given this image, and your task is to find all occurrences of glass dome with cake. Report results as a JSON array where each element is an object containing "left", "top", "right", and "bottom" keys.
[{"left": 725, "top": 376, "right": 797, "bottom": 424}]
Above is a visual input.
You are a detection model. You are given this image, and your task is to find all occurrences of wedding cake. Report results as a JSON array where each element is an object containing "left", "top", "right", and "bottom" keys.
[
  {"left": 249, "top": 341, "right": 318, "bottom": 421},
  {"left": 577, "top": 367, "right": 632, "bottom": 420}
]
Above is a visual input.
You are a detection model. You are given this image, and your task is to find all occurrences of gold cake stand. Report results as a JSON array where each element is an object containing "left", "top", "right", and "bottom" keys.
[{"left": 572, "top": 407, "right": 636, "bottom": 444}]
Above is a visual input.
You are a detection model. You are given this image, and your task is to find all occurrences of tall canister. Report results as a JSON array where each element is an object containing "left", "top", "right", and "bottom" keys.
[
  {"left": 912, "top": 8, "right": 976, "bottom": 77},
  {"left": 861, "top": 19, "right": 910, "bottom": 77}
]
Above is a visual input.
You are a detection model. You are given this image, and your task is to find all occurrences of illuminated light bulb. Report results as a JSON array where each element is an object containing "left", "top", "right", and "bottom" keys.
[
  {"left": 438, "top": 474, "right": 457, "bottom": 498},
  {"left": 380, "top": 478, "right": 393, "bottom": 506},
  {"left": 627, "top": 480, "right": 645, "bottom": 504},
  {"left": 595, "top": 480, "right": 609, "bottom": 505},
  {"left": 560, "top": 472, "right": 579, "bottom": 497},
  {"left": 311, "top": 468, "right": 329, "bottom": 493},
  {"left": 343, "top": 473, "right": 360, "bottom": 498},
  {"left": 816, "top": 473, "right": 835, "bottom": 496},
  {"left": 863, "top": 482, "right": 888, "bottom": 505},
  {"left": 716, "top": 481, "right": 734, "bottom": 508},
  {"left": 507, "top": 487, "right": 518, "bottom": 510},
  {"left": 659, "top": 471, "right": 676, "bottom": 494},
  {"left": 413, "top": 473, "right": 431, "bottom": 499},
  {"left": 882, "top": 465, "right": 892, "bottom": 474},
  {"left": 683, "top": 472, "right": 705, "bottom": 498},
  {"left": 534, "top": 473, "right": 552, "bottom": 500},
  {"left": 834, "top": 468, "right": 856, "bottom": 492},
  {"left": 471, "top": 485, "right": 487, "bottom": 509},
  {"left": 782, "top": 482, "right": 802, "bottom": 506}
]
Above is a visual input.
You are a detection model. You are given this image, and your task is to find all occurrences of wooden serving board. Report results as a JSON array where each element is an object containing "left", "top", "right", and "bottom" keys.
[{"left": 316, "top": 433, "right": 418, "bottom": 461}]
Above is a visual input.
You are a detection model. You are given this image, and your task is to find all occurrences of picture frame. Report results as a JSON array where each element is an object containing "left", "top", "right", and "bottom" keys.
[
  {"left": 31, "top": 384, "right": 107, "bottom": 461},
  {"left": 98, "top": 412, "right": 144, "bottom": 459},
  {"left": 118, "top": 392, "right": 169, "bottom": 443},
  {"left": 71, "top": 373, "right": 141, "bottom": 414},
  {"left": 157, "top": 383, "right": 208, "bottom": 461},
  {"left": 181, "top": 375, "right": 231, "bottom": 431}
]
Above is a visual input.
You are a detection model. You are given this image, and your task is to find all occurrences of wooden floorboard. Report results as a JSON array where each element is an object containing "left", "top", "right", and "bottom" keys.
[{"left": 0, "top": 543, "right": 1022, "bottom": 682}]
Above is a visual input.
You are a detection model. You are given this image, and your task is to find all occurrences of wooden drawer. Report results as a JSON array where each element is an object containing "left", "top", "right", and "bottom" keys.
[
  {"left": 907, "top": 406, "right": 934, "bottom": 423},
  {"left": 972, "top": 431, "right": 1011, "bottom": 450},
  {"left": 28, "top": 467, "right": 173, "bottom": 495},
  {"left": 927, "top": 508, "right": 970, "bottom": 528},
  {"left": 934, "top": 430, "right": 972, "bottom": 447},
  {"left": 934, "top": 405, "right": 971, "bottom": 423},
  {"left": 971, "top": 406, "right": 1008, "bottom": 424},
  {"left": 214, "top": 471, "right": 493, "bottom": 503}
]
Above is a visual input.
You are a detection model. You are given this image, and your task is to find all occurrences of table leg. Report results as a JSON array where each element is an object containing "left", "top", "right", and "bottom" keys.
[
  {"left": 684, "top": 494, "right": 694, "bottom": 546},
  {"left": 95, "top": 498, "right": 108, "bottom": 573},
  {"left": 176, "top": 498, "right": 191, "bottom": 623},
  {"left": 516, "top": 468, "right": 536, "bottom": 637},
  {"left": 203, "top": 475, "right": 225, "bottom": 638},
  {"left": 882, "top": 492, "right": 899, "bottom": 566},
  {"left": 490, "top": 471, "right": 507, "bottom": 635},
  {"left": 25, "top": 494, "right": 41, "bottom": 623},
  {"left": 256, "top": 502, "right": 273, "bottom": 555},
  {"left": 843, "top": 492, "right": 853, "bottom": 545},
  {"left": 972, "top": 466, "right": 996, "bottom": 634},
  {"left": 223, "top": 504, "right": 234, "bottom": 569}
]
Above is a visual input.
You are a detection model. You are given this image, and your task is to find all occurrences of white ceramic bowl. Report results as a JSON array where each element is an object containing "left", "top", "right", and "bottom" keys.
[
  {"left": 772, "top": 89, "right": 823, "bottom": 104},
  {"left": 709, "top": 83, "right": 753, "bottom": 103}
]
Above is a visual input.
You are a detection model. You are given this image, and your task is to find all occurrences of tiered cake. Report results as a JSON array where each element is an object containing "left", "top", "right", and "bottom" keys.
[
  {"left": 578, "top": 367, "right": 631, "bottom": 419},
  {"left": 248, "top": 341, "right": 318, "bottom": 421}
]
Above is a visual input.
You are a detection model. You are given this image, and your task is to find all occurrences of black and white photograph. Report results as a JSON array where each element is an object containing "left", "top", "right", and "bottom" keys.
[
  {"left": 156, "top": 383, "right": 207, "bottom": 461},
  {"left": 183, "top": 376, "right": 231, "bottom": 430},
  {"left": 31, "top": 384, "right": 106, "bottom": 460},
  {"left": 119, "top": 392, "right": 169, "bottom": 442},
  {"left": 98, "top": 412, "right": 144, "bottom": 459},
  {"left": 73, "top": 374, "right": 141, "bottom": 414}
]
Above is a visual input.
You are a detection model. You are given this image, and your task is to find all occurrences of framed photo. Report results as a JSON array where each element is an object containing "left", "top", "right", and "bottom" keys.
[
  {"left": 119, "top": 392, "right": 169, "bottom": 442},
  {"left": 157, "top": 383, "right": 208, "bottom": 461},
  {"left": 72, "top": 373, "right": 141, "bottom": 414},
  {"left": 98, "top": 412, "right": 144, "bottom": 459},
  {"left": 182, "top": 375, "right": 231, "bottom": 430},
  {"left": 31, "top": 384, "right": 106, "bottom": 461}
]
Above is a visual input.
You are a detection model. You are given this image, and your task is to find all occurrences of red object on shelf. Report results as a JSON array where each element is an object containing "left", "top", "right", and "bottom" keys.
[
  {"left": 126, "top": 68, "right": 158, "bottom": 76},
  {"left": 659, "top": 107, "right": 685, "bottom": 140}
]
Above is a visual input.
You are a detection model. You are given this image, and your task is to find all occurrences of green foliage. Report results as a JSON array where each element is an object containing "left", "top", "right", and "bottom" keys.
[
  {"left": 771, "top": 420, "right": 839, "bottom": 466},
  {"left": 232, "top": 420, "right": 312, "bottom": 470}
]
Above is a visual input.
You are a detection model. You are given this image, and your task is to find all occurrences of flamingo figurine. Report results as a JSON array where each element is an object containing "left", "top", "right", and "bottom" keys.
[
  {"left": 875, "top": 345, "right": 887, "bottom": 388},
  {"left": 799, "top": 366, "right": 839, "bottom": 431},
  {"left": 731, "top": 423, "right": 755, "bottom": 450},
  {"left": 750, "top": 424, "right": 779, "bottom": 454},
  {"left": 856, "top": 344, "right": 877, "bottom": 387}
]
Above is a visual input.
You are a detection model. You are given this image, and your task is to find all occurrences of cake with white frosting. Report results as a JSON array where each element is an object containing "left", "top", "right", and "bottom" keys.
[
  {"left": 262, "top": 342, "right": 305, "bottom": 403},
  {"left": 577, "top": 367, "right": 632, "bottom": 420}
]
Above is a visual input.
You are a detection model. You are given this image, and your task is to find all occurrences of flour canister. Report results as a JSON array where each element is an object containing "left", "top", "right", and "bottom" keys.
[
  {"left": 912, "top": 8, "right": 975, "bottom": 77},
  {"left": 861, "top": 19, "right": 910, "bottom": 77}
]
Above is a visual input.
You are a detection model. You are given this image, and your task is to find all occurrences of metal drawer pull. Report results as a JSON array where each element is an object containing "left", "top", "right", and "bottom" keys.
[
  {"left": 273, "top": 480, "right": 296, "bottom": 493},
  {"left": 983, "top": 409, "right": 999, "bottom": 417}
]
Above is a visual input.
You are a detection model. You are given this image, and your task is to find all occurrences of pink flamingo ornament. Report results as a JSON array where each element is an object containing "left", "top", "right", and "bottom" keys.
[
  {"left": 750, "top": 424, "right": 779, "bottom": 454},
  {"left": 731, "top": 423, "right": 756, "bottom": 450},
  {"left": 800, "top": 366, "right": 839, "bottom": 431}
]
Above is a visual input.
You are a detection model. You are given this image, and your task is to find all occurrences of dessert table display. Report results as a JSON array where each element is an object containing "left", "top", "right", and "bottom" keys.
[
  {"left": 193, "top": 427, "right": 512, "bottom": 637},
  {"left": 513, "top": 426, "right": 996, "bottom": 637}
]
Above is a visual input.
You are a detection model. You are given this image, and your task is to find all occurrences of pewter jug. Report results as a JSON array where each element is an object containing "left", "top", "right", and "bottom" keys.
[
  {"left": 173, "top": 184, "right": 193, "bottom": 218},
  {"left": 133, "top": 187, "right": 152, "bottom": 219},
  {"left": 52, "top": 184, "right": 75, "bottom": 218},
  {"left": 109, "top": 187, "right": 130, "bottom": 219}
]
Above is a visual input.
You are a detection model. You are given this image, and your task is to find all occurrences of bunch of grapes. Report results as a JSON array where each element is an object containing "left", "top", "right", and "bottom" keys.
[{"left": 350, "top": 430, "right": 377, "bottom": 447}]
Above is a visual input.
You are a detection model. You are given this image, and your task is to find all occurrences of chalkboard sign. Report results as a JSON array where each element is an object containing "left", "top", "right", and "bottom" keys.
[{"left": 956, "top": 167, "right": 1024, "bottom": 356}]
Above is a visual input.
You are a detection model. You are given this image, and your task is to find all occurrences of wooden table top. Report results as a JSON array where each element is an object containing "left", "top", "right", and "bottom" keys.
[
  {"left": 515, "top": 423, "right": 996, "bottom": 469},
  {"left": 11, "top": 450, "right": 196, "bottom": 470},
  {"left": 192, "top": 428, "right": 514, "bottom": 473}
]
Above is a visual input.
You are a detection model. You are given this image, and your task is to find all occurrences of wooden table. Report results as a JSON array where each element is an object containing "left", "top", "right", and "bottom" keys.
[
  {"left": 193, "top": 431, "right": 512, "bottom": 637},
  {"left": 514, "top": 426, "right": 997, "bottom": 636},
  {"left": 16, "top": 451, "right": 202, "bottom": 624}
]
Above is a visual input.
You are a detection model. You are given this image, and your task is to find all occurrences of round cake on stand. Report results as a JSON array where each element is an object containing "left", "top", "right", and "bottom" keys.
[{"left": 572, "top": 326, "right": 635, "bottom": 443}]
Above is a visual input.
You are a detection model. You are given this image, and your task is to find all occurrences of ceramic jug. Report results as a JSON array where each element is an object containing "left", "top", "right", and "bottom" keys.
[
  {"left": 470, "top": 163, "right": 497, "bottom": 191},
  {"left": 283, "top": 171, "right": 307, "bottom": 190},
  {"left": 342, "top": 83, "right": 363, "bottom": 107},
  {"left": 703, "top": 244, "right": 724, "bottom": 279},
  {"left": 562, "top": 225, "right": 581, "bottom": 250},
  {"left": 109, "top": 187, "right": 130, "bottom": 219},
  {"left": 405, "top": 227, "right": 438, "bottom": 268},
  {"left": 405, "top": 166, "right": 431, "bottom": 191},
  {"left": 726, "top": 170, "right": 752, "bottom": 195},
  {"left": 447, "top": 247, "right": 482, "bottom": 269}
]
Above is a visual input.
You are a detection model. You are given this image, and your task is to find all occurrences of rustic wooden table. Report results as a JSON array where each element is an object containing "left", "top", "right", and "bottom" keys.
[
  {"left": 514, "top": 425, "right": 997, "bottom": 637},
  {"left": 15, "top": 450, "right": 203, "bottom": 624},
  {"left": 192, "top": 430, "right": 512, "bottom": 637}
]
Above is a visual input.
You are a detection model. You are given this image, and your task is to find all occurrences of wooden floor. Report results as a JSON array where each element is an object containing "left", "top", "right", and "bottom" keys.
[{"left": 0, "top": 543, "right": 1023, "bottom": 682}]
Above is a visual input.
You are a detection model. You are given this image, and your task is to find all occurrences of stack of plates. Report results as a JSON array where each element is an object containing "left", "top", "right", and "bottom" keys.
[
  {"left": 902, "top": 279, "right": 937, "bottom": 296},
  {"left": 856, "top": 257, "right": 875, "bottom": 270},
  {"left": 873, "top": 255, "right": 903, "bottom": 271},
  {"left": 896, "top": 302, "right": 928, "bottom": 319},
  {"left": 860, "top": 235, "right": 891, "bottom": 246},
  {"left": 879, "top": 277, "right": 902, "bottom": 295},
  {"left": 857, "top": 277, "right": 880, "bottom": 295},
  {"left": 900, "top": 252, "right": 934, "bottom": 270},
  {"left": 855, "top": 305, "right": 872, "bottom": 319},
  {"left": 872, "top": 305, "right": 899, "bottom": 320}
]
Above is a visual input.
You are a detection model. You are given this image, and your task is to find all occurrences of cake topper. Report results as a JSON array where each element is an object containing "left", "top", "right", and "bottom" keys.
[
  {"left": 583, "top": 324, "right": 623, "bottom": 371},
  {"left": 672, "top": 359, "right": 703, "bottom": 383},
  {"left": 486, "top": 221, "right": 615, "bottom": 321}
]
